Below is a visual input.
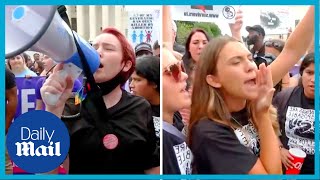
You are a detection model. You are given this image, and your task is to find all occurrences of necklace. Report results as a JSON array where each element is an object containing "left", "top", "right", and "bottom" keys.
[
  {"left": 231, "top": 116, "right": 261, "bottom": 155},
  {"left": 231, "top": 116, "right": 243, "bottom": 128},
  {"left": 231, "top": 116, "right": 251, "bottom": 147}
]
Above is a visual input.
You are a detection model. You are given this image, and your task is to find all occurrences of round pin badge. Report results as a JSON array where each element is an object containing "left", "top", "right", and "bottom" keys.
[{"left": 103, "top": 134, "right": 119, "bottom": 150}]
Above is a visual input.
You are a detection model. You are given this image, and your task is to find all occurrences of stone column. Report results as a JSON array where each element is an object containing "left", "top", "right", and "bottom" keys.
[
  {"left": 89, "top": 5, "right": 98, "bottom": 41},
  {"left": 101, "top": 6, "right": 109, "bottom": 29},
  {"left": 76, "top": 6, "right": 85, "bottom": 37}
]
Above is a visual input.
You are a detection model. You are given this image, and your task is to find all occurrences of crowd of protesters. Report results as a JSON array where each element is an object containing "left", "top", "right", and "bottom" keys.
[{"left": 5, "top": 5, "right": 315, "bottom": 176}]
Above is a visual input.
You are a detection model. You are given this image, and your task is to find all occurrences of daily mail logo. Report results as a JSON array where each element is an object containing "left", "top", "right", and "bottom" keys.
[
  {"left": 15, "top": 127, "right": 61, "bottom": 157},
  {"left": 6, "top": 110, "right": 69, "bottom": 173}
]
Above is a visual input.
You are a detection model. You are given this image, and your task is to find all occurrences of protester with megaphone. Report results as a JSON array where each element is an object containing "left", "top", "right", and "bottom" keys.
[
  {"left": 6, "top": 5, "right": 159, "bottom": 174},
  {"left": 40, "top": 27, "right": 160, "bottom": 174}
]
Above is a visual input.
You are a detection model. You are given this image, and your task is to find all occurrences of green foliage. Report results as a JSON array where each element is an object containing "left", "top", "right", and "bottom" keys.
[{"left": 176, "top": 21, "right": 222, "bottom": 45}]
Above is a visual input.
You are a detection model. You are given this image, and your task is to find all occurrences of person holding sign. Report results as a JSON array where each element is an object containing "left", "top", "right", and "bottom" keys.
[
  {"left": 41, "top": 27, "right": 159, "bottom": 174},
  {"left": 188, "top": 6, "right": 314, "bottom": 174}
]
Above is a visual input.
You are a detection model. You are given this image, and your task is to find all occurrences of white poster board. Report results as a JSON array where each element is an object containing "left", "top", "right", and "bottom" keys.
[
  {"left": 127, "top": 9, "right": 160, "bottom": 47},
  {"left": 260, "top": 6, "right": 290, "bottom": 35},
  {"left": 171, "top": 5, "right": 238, "bottom": 23}
]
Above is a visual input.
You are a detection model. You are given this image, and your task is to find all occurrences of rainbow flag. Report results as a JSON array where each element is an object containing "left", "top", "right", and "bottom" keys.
[{"left": 74, "top": 87, "right": 86, "bottom": 105}]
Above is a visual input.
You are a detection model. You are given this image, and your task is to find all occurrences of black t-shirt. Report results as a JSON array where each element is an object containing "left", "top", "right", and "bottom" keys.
[
  {"left": 163, "top": 122, "right": 192, "bottom": 174},
  {"left": 231, "top": 109, "right": 261, "bottom": 156},
  {"left": 273, "top": 86, "right": 314, "bottom": 174},
  {"left": 173, "top": 111, "right": 184, "bottom": 132},
  {"left": 190, "top": 118, "right": 258, "bottom": 174},
  {"left": 151, "top": 104, "right": 160, "bottom": 145},
  {"left": 68, "top": 90, "right": 159, "bottom": 174},
  {"left": 151, "top": 104, "right": 160, "bottom": 117},
  {"left": 6, "top": 68, "right": 16, "bottom": 90}
]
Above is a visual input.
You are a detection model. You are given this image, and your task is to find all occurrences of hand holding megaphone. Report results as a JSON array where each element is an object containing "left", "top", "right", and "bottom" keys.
[
  {"left": 41, "top": 63, "right": 75, "bottom": 107},
  {"left": 6, "top": 5, "right": 100, "bottom": 106}
]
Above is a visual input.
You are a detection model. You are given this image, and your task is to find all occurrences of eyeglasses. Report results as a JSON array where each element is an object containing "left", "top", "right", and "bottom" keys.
[
  {"left": 163, "top": 61, "right": 185, "bottom": 82},
  {"left": 264, "top": 41, "right": 283, "bottom": 52}
]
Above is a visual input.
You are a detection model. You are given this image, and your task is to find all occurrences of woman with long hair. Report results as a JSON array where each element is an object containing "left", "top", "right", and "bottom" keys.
[
  {"left": 182, "top": 29, "right": 210, "bottom": 86},
  {"left": 188, "top": 6, "right": 314, "bottom": 174},
  {"left": 179, "top": 9, "right": 244, "bottom": 129}
]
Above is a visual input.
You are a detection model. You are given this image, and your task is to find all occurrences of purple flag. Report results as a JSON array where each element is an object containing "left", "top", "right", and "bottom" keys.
[{"left": 14, "top": 76, "right": 42, "bottom": 119}]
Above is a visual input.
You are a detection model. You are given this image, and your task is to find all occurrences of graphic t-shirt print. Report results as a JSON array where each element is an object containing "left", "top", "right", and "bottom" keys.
[
  {"left": 285, "top": 106, "right": 314, "bottom": 155},
  {"left": 234, "top": 121, "right": 260, "bottom": 156},
  {"left": 173, "top": 142, "right": 193, "bottom": 174},
  {"left": 153, "top": 116, "right": 160, "bottom": 138}
]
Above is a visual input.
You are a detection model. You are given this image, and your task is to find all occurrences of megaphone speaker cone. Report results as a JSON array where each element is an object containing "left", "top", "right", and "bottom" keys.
[{"left": 5, "top": 5, "right": 56, "bottom": 58}]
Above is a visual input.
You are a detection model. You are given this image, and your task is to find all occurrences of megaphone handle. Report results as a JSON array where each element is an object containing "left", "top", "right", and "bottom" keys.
[
  {"left": 42, "top": 63, "right": 82, "bottom": 106},
  {"left": 42, "top": 69, "right": 68, "bottom": 106}
]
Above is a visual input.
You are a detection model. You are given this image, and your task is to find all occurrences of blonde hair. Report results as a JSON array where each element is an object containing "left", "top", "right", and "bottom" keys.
[{"left": 162, "top": 45, "right": 182, "bottom": 69}]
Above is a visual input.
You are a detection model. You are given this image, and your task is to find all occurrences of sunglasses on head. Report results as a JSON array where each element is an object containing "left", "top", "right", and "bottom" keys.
[
  {"left": 164, "top": 61, "right": 185, "bottom": 82},
  {"left": 265, "top": 41, "right": 283, "bottom": 51}
]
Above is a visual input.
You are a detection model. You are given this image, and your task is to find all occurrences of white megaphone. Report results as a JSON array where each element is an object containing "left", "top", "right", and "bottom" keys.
[{"left": 6, "top": 5, "right": 100, "bottom": 106}]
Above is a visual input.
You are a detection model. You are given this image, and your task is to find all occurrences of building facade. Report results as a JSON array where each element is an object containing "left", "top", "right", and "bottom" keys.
[{"left": 65, "top": 6, "right": 129, "bottom": 41}]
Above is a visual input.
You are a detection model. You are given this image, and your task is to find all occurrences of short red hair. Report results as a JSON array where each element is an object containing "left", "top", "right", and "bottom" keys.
[{"left": 101, "top": 27, "right": 135, "bottom": 85}]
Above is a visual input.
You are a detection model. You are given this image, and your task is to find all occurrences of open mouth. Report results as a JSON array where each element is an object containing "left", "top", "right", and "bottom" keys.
[
  {"left": 181, "top": 89, "right": 187, "bottom": 93},
  {"left": 245, "top": 78, "right": 256, "bottom": 85},
  {"left": 99, "top": 63, "right": 104, "bottom": 68},
  {"left": 180, "top": 84, "right": 187, "bottom": 92}
]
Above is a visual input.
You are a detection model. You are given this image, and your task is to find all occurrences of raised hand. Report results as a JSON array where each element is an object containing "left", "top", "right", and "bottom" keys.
[
  {"left": 229, "top": 8, "right": 243, "bottom": 41},
  {"left": 252, "top": 64, "right": 275, "bottom": 117},
  {"left": 40, "top": 63, "right": 74, "bottom": 116}
]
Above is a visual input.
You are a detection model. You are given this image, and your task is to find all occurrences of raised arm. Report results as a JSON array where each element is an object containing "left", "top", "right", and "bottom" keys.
[
  {"left": 229, "top": 8, "right": 243, "bottom": 42},
  {"left": 250, "top": 64, "right": 282, "bottom": 174},
  {"left": 269, "top": 6, "right": 314, "bottom": 86},
  {"left": 162, "top": 6, "right": 174, "bottom": 51}
]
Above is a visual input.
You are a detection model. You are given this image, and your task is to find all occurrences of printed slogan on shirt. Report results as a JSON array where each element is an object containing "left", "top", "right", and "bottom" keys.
[{"left": 285, "top": 106, "right": 314, "bottom": 155}]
